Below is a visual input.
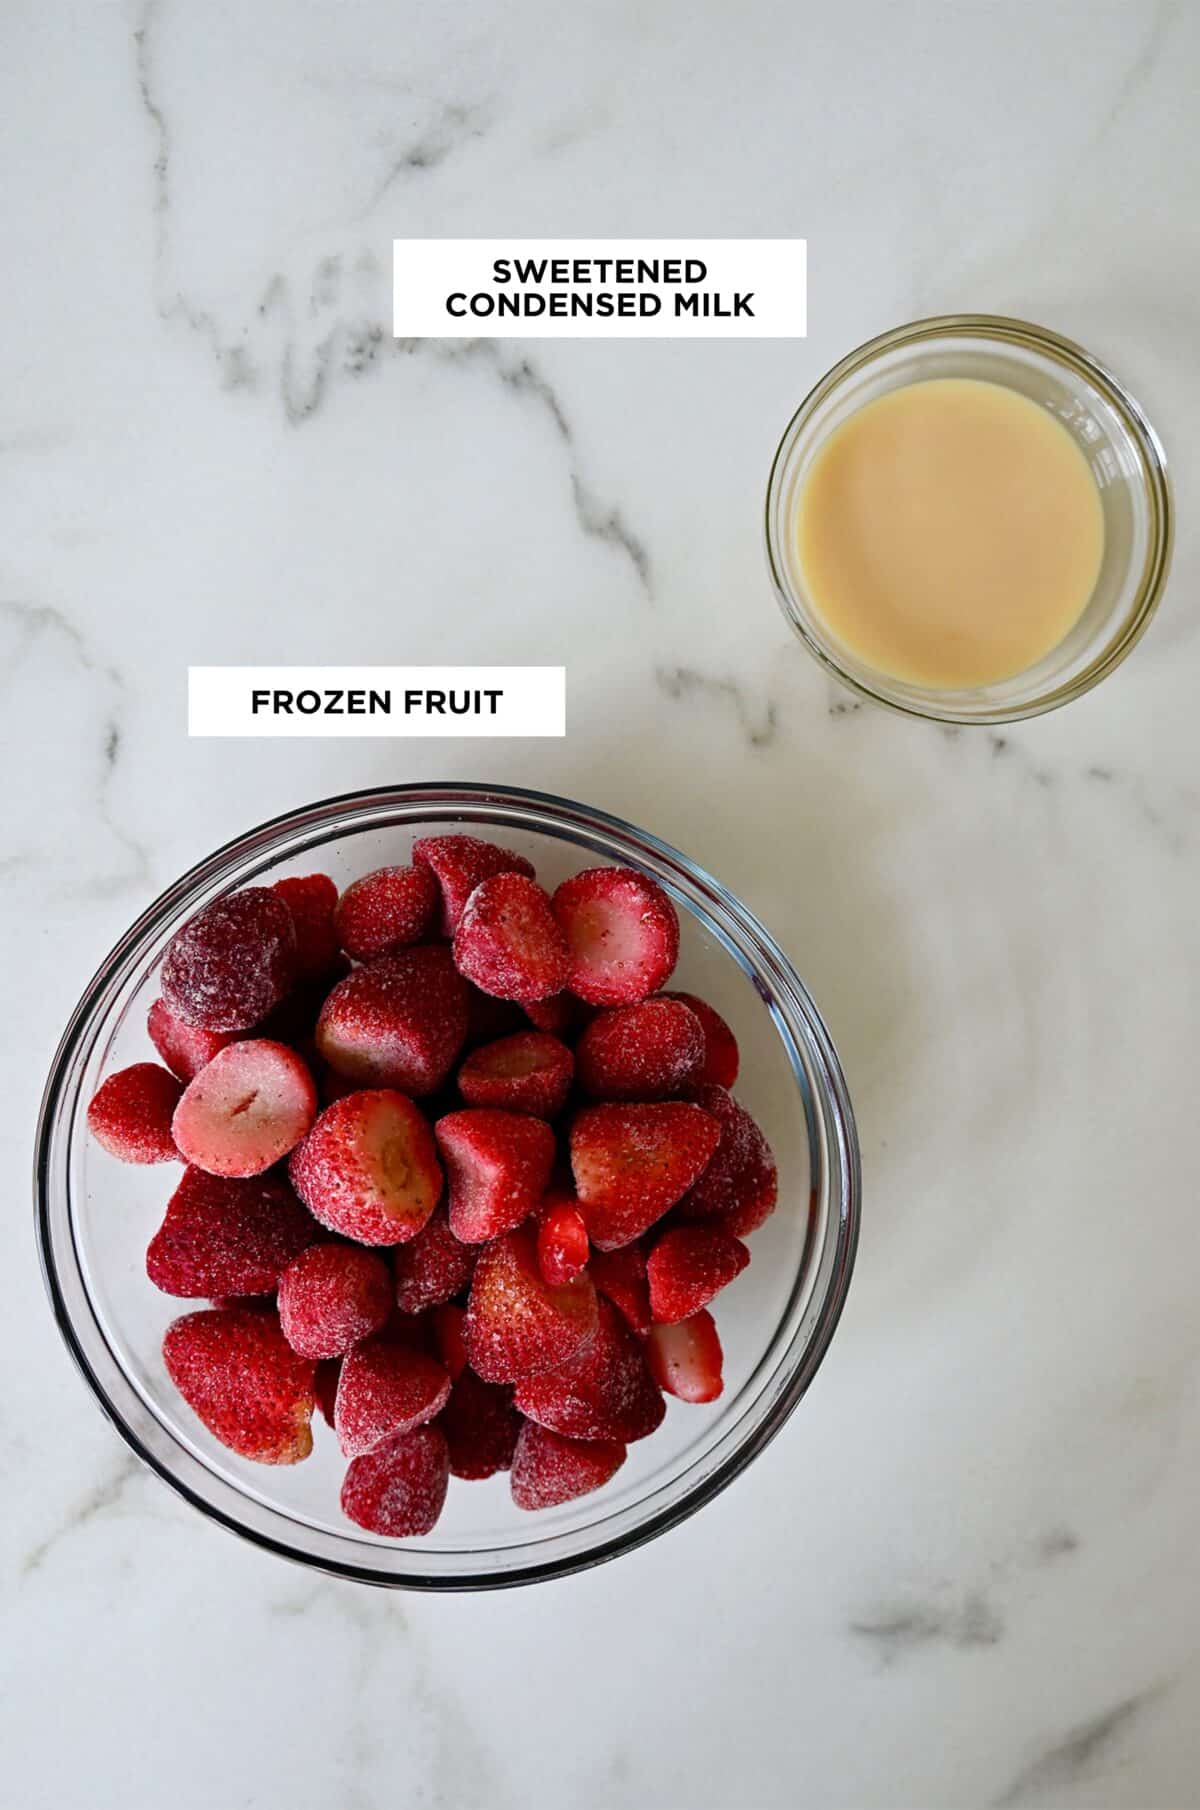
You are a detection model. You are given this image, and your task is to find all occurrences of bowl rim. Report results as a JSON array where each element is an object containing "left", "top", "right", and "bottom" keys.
[
  {"left": 765, "top": 312, "right": 1174, "bottom": 725},
  {"left": 35, "top": 781, "right": 861, "bottom": 1590}
]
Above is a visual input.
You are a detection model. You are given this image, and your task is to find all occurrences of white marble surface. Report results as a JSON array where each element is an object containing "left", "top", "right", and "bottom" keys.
[{"left": 3, "top": 2, "right": 1199, "bottom": 1805}]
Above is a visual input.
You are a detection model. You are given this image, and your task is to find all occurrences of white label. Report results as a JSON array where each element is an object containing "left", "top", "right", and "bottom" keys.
[
  {"left": 188, "top": 667, "right": 566, "bottom": 737},
  {"left": 393, "top": 239, "right": 806, "bottom": 339}
]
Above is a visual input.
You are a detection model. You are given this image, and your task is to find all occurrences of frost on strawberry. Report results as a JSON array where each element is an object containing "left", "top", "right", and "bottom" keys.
[{"left": 569, "top": 1100, "right": 721, "bottom": 1250}]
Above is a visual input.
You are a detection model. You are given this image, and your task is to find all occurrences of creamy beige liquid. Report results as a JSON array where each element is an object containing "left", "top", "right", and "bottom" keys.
[{"left": 795, "top": 378, "right": 1105, "bottom": 689}]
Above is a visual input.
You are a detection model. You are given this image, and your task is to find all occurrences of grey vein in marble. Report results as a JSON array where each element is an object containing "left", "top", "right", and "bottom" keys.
[
  {"left": 19, "top": 1446, "right": 142, "bottom": 1579},
  {"left": 655, "top": 664, "right": 777, "bottom": 748},
  {"left": 850, "top": 1590, "right": 1004, "bottom": 1663},
  {"left": 994, "top": 1688, "right": 1164, "bottom": 1807}
]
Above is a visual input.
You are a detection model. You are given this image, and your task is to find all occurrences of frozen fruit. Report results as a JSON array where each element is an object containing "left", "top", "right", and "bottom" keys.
[
  {"left": 171, "top": 1040, "right": 317, "bottom": 1178},
  {"left": 441, "top": 1371, "right": 521, "bottom": 1479},
  {"left": 314, "top": 1357, "right": 341, "bottom": 1427},
  {"left": 510, "top": 1422, "right": 626, "bottom": 1511},
  {"left": 675, "top": 1084, "right": 778, "bottom": 1236},
  {"left": 523, "top": 992, "right": 595, "bottom": 1038},
  {"left": 277, "top": 1244, "right": 394, "bottom": 1360},
  {"left": 160, "top": 888, "right": 297, "bottom": 1032},
  {"left": 515, "top": 1297, "right": 665, "bottom": 1443},
  {"left": 646, "top": 1225, "right": 749, "bottom": 1324},
  {"left": 453, "top": 873, "right": 571, "bottom": 1004},
  {"left": 552, "top": 867, "right": 679, "bottom": 1006},
  {"left": 576, "top": 998, "right": 704, "bottom": 1101},
  {"left": 646, "top": 1310, "right": 724, "bottom": 1404},
  {"left": 589, "top": 1242, "right": 652, "bottom": 1336},
  {"left": 316, "top": 945, "right": 468, "bottom": 1095},
  {"left": 333, "top": 864, "right": 438, "bottom": 961},
  {"left": 147, "top": 1166, "right": 318, "bottom": 1298},
  {"left": 536, "top": 1197, "right": 589, "bottom": 1285},
  {"left": 271, "top": 873, "right": 340, "bottom": 979},
  {"left": 163, "top": 1306, "right": 315, "bottom": 1463},
  {"left": 465, "top": 1226, "right": 599, "bottom": 1384},
  {"left": 341, "top": 1424, "right": 450, "bottom": 1536},
  {"left": 434, "top": 1109, "right": 556, "bottom": 1244},
  {"left": 334, "top": 1334, "right": 450, "bottom": 1458},
  {"left": 87, "top": 1062, "right": 182, "bottom": 1164},
  {"left": 431, "top": 1303, "right": 469, "bottom": 1380},
  {"left": 147, "top": 998, "right": 236, "bottom": 1083},
  {"left": 569, "top": 1101, "right": 721, "bottom": 1250},
  {"left": 289, "top": 1089, "right": 443, "bottom": 1245},
  {"left": 660, "top": 991, "right": 739, "bottom": 1089},
  {"left": 463, "top": 983, "right": 527, "bottom": 1049},
  {"left": 392, "top": 1208, "right": 476, "bottom": 1313},
  {"left": 413, "top": 833, "right": 536, "bottom": 937},
  {"left": 457, "top": 1031, "right": 574, "bottom": 1118}
]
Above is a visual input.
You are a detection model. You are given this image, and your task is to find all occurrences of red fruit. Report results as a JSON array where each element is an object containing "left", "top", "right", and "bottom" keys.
[
  {"left": 161, "top": 888, "right": 297, "bottom": 1032},
  {"left": 569, "top": 1101, "right": 721, "bottom": 1250},
  {"left": 675, "top": 1084, "right": 778, "bottom": 1236},
  {"left": 576, "top": 999, "right": 704, "bottom": 1101},
  {"left": 289, "top": 1090, "right": 443, "bottom": 1246},
  {"left": 537, "top": 1198, "right": 589, "bottom": 1285},
  {"left": 457, "top": 1031, "right": 573, "bottom": 1119},
  {"left": 87, "top": 1063, "right": 182, "bottom": 1164},
  {"left": 171, "top": 1040, "right": 317, "bottom": 1178},
  {"left": 510, "top": 1422, "right": 626, "bottom": 1511},
  {"left": 163, "top": 1307, "right": 315, "bottom": 1463},
  {"left": 392, "top": 1208, "right": 476, "bottom": 1313},
  {"left": 515, "top": 1297, "right": 665, "bottom": 1443},
  {"left": 589, "top": 1242, "right": 652, "bottom": 1336},
  {"left": 271, "top": 873, "right": 340, "bottom": 979},
  {"left": 431, "top": 1303, "right": 469, "bottom": 1380},
  {"left": 434, "top": 1109, "right": 556, "bottom": 1244},
  {"left": 147, "top": 998, "right": 236, "bottom": 1082},
  {"left": 333, "top": 864, "right": 438, "bottom": 961},
  {"left": 147, "top": 1166, "right": 319, "bottom": 1298},
  {"left": 316, "top": 945, "right": 468, "bottom": 1095},
  {"left": 453, "top": 873, "right": 570, "bottom": 1004},
  {"left": 552, "top": 867, "right": 679, "bottom": 1007},
  {"left": 660, "top": 991, "right": 740, "bottom": 1089},
  {"left": 646, "top": 1310, "right": 724, "bottom": 1404},
  {"left": 465, "top": 1226, "right": 599, "bottom": 1384},
  {"left": 335, "top": 1334, "right": 450, "bottom": 1458},
  {"left": 277, "top": 1244, "right": 394, "bottom": 1359},
  {"left": 341, "top": 1424, "right": 449, "bottom": 1536},
  {"left": 413, "top": 833, "right": 536, "bottom": 937},
  {"left": 441, "top": 1371, "right": 521, "bottom": 1479},
  {"left": 463, "top": 983, "right": 527, "bottom": 1049},
  {"left": 646, "top": 1225, "right": 749, "bottom": 1323},
  {"left": 314, "top": 1358, "right": 341, "bottom": 1427},
  {"left": 523, "top": 992, "right": 595, "bottom": 1038}
]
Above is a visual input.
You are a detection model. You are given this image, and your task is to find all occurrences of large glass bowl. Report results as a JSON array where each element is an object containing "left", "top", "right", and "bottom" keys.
[{"left": 35, "top": 784, "right": 860, "bottom": 1589}]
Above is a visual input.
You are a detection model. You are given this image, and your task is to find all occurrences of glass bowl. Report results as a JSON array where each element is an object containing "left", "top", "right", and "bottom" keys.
[
  {"left": 35, "top": 783, "right": 860, "bottom": 1590},
  {"left": 766, "top": 314, "right": 1173, "bottom": 724}
]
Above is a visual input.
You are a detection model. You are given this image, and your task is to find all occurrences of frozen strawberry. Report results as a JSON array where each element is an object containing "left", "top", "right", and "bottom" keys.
[
  {"left": 457, "top": 1032, "right": 573, "bottom": 1118},
  {"left": 463, "top": 983, "right": 527, "bottom": 1049},
  {"left": 675, "top": 1084, "right": 778, "bottom": 1236},
  {"left": 431, "top": 1303, "right": 469, "bottom": 1380},
  {"left": 161, "top": 888, "right": 297, "bottom": 1032},
  {"left": 576, "top": 998, "right": 704, "bottom": 1101},
  {"left": 515, "top": 1297, "right": 665, "bottom": 1443},
  {"left": 569, "top": 1101, "right": 721, "bottom": 1250},
  {"left": 392, "top": 1208, "right": 476, "bottom": 1312},
  {"left": 646, "top": 1310, "right": 724, "bottom": 1403},
  {"left": 440, "top": 1371, "right": 521, "bottom": 1479},
  {"left": 465, "top": 1226, "right": 598, "bottom": 1384},
  {"left": 171, "top": 1040, "right": 317, "bottom": 1178},
  {"left": 333, "top": 864, "right": 438, "bottom": 962},
  {"left": 434, "top": 1109, "right": 556, "bottom": 1244},
  {"left": 271, "top": 873, "right": 340, "bottom": 979},
  {"left": 646, "top": 1225, "right": 749, "bottom": 1323},
  {"left": 660, "top": 991, "right": 740, "bottom": 1089},
  {"left": 552, "top": 867, "right": 679, "bottom": 1007},
  {"left": 510, "top": 1422, "right": 626, "bottom": 1511},
  {"left": 277, "top": 1244, "right": 394, "bottom": 1359},
  {"left": 163, "top": 1306, "right": 315, "bottom": 1463},
  {"left": 290, "top": 1089, "right": 442, "bottom": 1245},
  {"left": 314, "top": 1357, "right": 341, "bottom": 1427},
  {"left": 334, "top": 1333, "right": 450, "bottom": 1458},
  {"left": 147, "top": 1166, "right": 318, "bottom": 1298},
  {"left": 341, "top": 1424, "right": 449, "bottom": 1536},
  {"left": 316, "top": 945, "right": 468, "bottom": 1095},
  {"left": 536, "top": 1197, "right": 589, "bottom": 1285},
  {"left": 589, "top": 1242, "right": 652, "bottom": 1335},
  {"left": 453, "top": 873, "right": 570, "bottom": 1004},
  {"left": 87, "top": 1062, "right": 182, "bottom": 1164},
  {"left": 147, "top": 998, "right": 236, "bottom": 1083},
  {"left": 523, "top": 992, "right": 595, "bottom": 1038},
  {"left": 413, "top": 833, "right": 536, "bottom": 937}
]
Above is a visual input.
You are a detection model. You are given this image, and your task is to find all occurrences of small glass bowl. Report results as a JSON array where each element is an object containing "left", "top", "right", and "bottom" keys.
[
  {"left": 766, "top": 314, "right": 1173, "bottom": 724},
  {"left": 35, "top": 783, "right": 860, "bottom": 1590}
]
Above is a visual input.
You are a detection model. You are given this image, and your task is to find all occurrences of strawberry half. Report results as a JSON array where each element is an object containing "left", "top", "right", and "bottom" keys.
[
  {"left": 333, "top": 864, "right": 438, "bottom": 961},
  {"left": 589, "top": 1241, "right": 652, "bottom": 1336},
  {"left": 440, "top": 1371, "right": 521, "bottom": 1480},
  {"left": 434, "top": 1108, "right": 556, "bottom": 1243},
  {"left": 457, "top": 1031, "right": 574, "bottom": 1118},
  {"left": 646, "top": 1310, "right": 724, "bottom": 1404},
  {"left": 569, "top": 1100, "right": 721, "bottom": 1250},
  {"left": 510, "top": 1421, "right": 626, "bottom": 1511},
  {"left": 171, "top": 1039, "right": 317, "bottom": 1179},
  {"left": 161, "top": 888, "right": 297, "bottom": 1033},
  {"left": 289, "top": 1089, "right": 443, "bottom": 1246},
  {"left": 465, "top": 1226, "right": 599, "bottom": 1383},
  {"left": 335, "top": 1334, "right": 451, "bottom": 1458},
  {"left": 271, "top": 873, "right": 340, "bottom": 980},
  {"left": 576, "top": 998, "right": 704, "bottom": 1101},
  {"left": 431, "top": 1303, "right": 469, "bottom": 1380},
  {"left": 413, "top": 833, "right": 536, "bottom": 937},
  {"left": 147, "top": 1166, "right": 319, "bottom": 1298},
  {"left": 341, "top": 1424, "right": 450, "bottom": 1536},
  {"left": 147, "top": 998, "right": 237, "bottom": 1083},
  {"left": 392, "top": 1207, "right": 476, "bottom": 1313},
  {"left": 659, "top": 991, "right": 740, "bottom": 1089},
  {"left": 536, "top": 1193, "right": 589, "bottom": 1285},
  {"left": 88, "top": 1062, "right": 183, "bottom": 1165},
  {"left": 675, "top": 1084, "right": 778, "bottom": 1236},
  {"left": 515, "top": 1297, "right": 665, "bottom": 1443},
  {"left": 453, "top": 873, "right": 571, "bottom": 1004},
  {"left": 277, "top": 1244, "right": 394, "bottom": 1359},
  {"left": 163, "top": 1306, "right": 316, "bottom": 1463},
  {"left": 315, "top": 944, "right": 468, "bottom": 1096},
  {"left": 646, "top": 1225, "right": 749, "bottom": 1324},
  {"left": 552, "top": 866, "right": 679, "bottom": 1006}
]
